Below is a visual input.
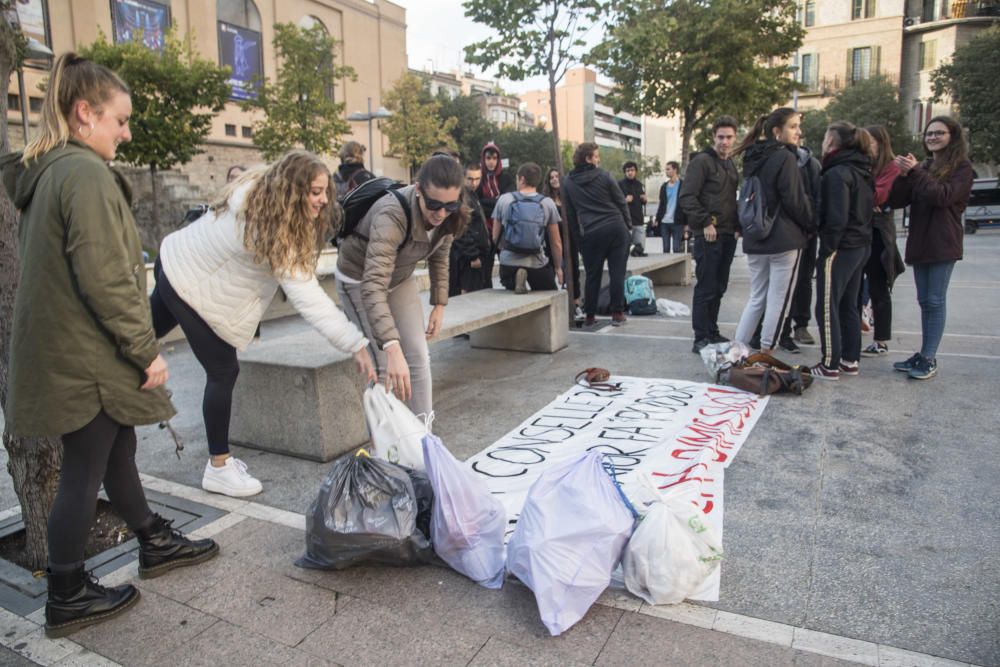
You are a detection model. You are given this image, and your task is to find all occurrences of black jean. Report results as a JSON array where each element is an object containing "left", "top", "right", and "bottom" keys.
[
  {"left": 859, "top": 233, "right": 893, "bottom": 341},
  {"left": 815, "top": 246, "right": 869, "bottom": 368},
  {"left": 499, "top": 264, "right": 558, "bottom": 291},
  {"left": 691, "top": 235, "right": 738, "bottom": 341},
  {"left": 48, "top": 411, "right": 153, "bottom": 568},
  {"left": 581, "top": 224, "right": 631, "bottom": 316},
  {"left": 149, "top": 259, "right": 239, "bottom": 456}
]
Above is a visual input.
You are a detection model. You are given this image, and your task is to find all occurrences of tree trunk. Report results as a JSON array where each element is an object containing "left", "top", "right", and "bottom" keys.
[
  {"left": 681, "top": 118, "right": 695, "bottom": 173},
  {"left": 0, "top": 13, "right": 63, "bottom": 572},
  {"left": 150, "top": 163, "right": 161, "bottom": 247},
  {"left": 548, "top": 74, "right": 574, "bottom": 325}
]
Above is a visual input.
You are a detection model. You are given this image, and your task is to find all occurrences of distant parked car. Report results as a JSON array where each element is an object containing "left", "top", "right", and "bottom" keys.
[{"left": 964, "top": 177, "right": 1000, "bottom": 234}]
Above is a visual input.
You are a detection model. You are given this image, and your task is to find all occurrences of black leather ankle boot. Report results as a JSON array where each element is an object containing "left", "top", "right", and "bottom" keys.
[
  {"left": 45, "top": 566, "right": 139, "bottom": 638},
  {"left": 134, "top": 513, "right": 219, "bottom": 579}
]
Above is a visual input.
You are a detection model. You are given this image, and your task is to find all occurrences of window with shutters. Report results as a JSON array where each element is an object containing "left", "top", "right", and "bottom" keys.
[
  {"left": 803, "top": 0, "right": 815, "bottom": 26},
  {"left": 919, "top": 40, "right": 937, "bottom": 70},
  {"left": 800, "top": 53, "right": 819, "bottom": 91},
  {"left": 848, "top": 46, "right": 879, "bottom": 83},
  {"left": 852, "top": 0, "right": 876, "bottom": 19}
]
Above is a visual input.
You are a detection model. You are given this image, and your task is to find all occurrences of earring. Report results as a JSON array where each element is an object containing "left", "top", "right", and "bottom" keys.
[{"left": 78, "top": 122, "right": 94, "bottom": 140}]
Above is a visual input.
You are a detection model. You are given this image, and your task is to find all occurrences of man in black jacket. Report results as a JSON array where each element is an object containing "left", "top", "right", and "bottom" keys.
[
  {"left": 618, "top": 161, "right": 648, "bottom": 257},
  {"left": 679, "top": 116, "right": 740, "bottom": 353},
  {"left": 562, "top": 142, "right": 632, "bottom": 327},
  {"left": 449, "top": 164, "right": 493, "bottom": 295}
]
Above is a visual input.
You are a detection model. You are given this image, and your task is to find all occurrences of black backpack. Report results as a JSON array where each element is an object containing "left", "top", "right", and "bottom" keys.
[
  {"left": 336, "top": 177, "right": 412, "bottom": 249},
  {"left": 737, "top": 173, "right": 777, "bottom": 242}
]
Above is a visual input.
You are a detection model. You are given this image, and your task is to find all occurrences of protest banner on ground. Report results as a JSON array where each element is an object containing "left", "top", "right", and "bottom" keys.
[{"left": 467, "top": 376, "right": 768, "bottom": 601}]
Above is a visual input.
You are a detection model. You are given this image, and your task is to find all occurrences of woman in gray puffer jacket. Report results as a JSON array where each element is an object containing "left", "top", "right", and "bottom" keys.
[{"left": 732, "top": 108, "right": 814, "bottom": 351}]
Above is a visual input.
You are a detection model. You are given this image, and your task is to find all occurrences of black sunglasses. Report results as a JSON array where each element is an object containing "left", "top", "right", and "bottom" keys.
[{"left": 420, "top": 191, "right": 462, "bottom": 213}]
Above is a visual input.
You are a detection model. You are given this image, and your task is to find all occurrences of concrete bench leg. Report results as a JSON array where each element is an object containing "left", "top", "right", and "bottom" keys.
[
  {"left": 230, "top": 358, "right": 368, "bottom": 462},
  {"left": 646, "top": 256, "right": 692, "bottom": 286},
  {"left": 470, "top": 301, "right": 568, "bottom": 353}
]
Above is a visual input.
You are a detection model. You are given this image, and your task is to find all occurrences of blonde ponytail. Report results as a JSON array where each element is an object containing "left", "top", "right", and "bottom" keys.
[{"left": 22, "top": 52, "right": 128, "bottom": 163}]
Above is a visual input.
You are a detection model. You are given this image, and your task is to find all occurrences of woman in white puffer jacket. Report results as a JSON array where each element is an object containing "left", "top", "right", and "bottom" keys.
[{"left": 151, "top": 151, "right": 375, "bottom": 497}]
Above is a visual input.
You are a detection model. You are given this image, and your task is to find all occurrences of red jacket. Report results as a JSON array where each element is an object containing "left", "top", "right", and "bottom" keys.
[{"left": 889, "top": 159, "right": 974, "bottom": 265}]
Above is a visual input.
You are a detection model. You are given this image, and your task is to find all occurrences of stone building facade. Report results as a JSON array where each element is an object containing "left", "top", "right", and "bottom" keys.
[{"left": 6, "top": 0, "right": 410, "bottom": 239}]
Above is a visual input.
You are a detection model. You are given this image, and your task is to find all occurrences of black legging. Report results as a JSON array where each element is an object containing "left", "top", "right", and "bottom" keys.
[
  {"left": 859, "top": 233, "right": 893, "bottom": 341},
  {"left": 48, "top": 411, "right": 153, "bottom": 568},
  {"left": 149, "top": 259, "right": 239, "bottom": 456},
  {"left": 582, "top": 223, "right": 631, "bottom": 316}
]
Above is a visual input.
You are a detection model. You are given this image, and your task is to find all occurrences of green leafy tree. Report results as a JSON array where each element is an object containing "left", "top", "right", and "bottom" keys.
[
  {"left": 0, "top": 5, "right": 64, "bottom": 571},
  {"left": 932, "top": 26, "right": 1000, "bottom": 163},
  {"left": 82, "top": 29, "right": 230, "bottom": 246},
  {"left": 463, "top": 0, "right": 607, "bottom": 176},
  {"left": 492, "top": 126, "right": 557, "bottom": 174},
  {"left": 246, "top": 23, "right": 356, "bottom": 161},
  {"left": 382, "top": 73, "right": 457, "bottom": 174},
  {"left": 436, "top": 91, "right": 495, "bottom": 164},
  {"left": 598, "top": 146, "right": 661, "bottom": 182},
  {"left": 588, "top": 0, "right": 805, "bottom": 167},
  {"left": 806, "top": 75, "right": 917, "bottom": 156},
  {"left": 800, "top": 108, "right": 830, "bottom": 155}
]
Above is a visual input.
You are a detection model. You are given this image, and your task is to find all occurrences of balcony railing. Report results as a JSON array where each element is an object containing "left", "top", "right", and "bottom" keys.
[{"left": 948, "top": 1, "right": 1000, "bottom": 18}]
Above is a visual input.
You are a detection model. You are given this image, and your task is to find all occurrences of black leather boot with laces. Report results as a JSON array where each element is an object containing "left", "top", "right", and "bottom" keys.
[
  {"left": 45, "top": 566, "right": 140, "bottom": 638},
  {"left": 134, "top": 513, "right": 219, "bottom": 579}
]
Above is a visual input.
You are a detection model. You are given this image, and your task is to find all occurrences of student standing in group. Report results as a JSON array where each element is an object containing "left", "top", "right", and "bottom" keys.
[
  {"left": 449, "top": 163, "right": 492, "bottom": 295},
  {"left": 860, "top": 125, "right": 904, "bottom": 358},
  {"left": 888, "top": 116, "right": 974, "bottom": 380},
  {"left": 152, "top": 151, "right": 376, "bottom": 496},
  {"left": 810, "top": 122, "right": 875, "bottom": 380},
  {"left": 618, "top": 161, "right": 648, "bottom": 257},
  {"left": 492, "top": 162, "right": 564, "bottom": 293},
  {"left": 561, "top": 142, "right": 633, "bottom": 327},
  {"left": 732, "top": 108, "right": 814, "bottom": 353},
  {"left": 333, "top": 140, "right": 374, "bottom": 198},
  {"left": 1, "top": 52, "right": 218, "bottom": 638},
  {"left": 543, "top": 168, "right": 583, "bottom": 321},
  {"left": 654, "top": 161, "right": 686, "bottom": 253},
  {"left": 336, "top": 155, "right": 468, "bottom": 413},
  {"left": 474, "top": 142, "right": 514, "bottom": 282},
  {"left": 679, "top": 116, "right": 740, "bottom": 353}
]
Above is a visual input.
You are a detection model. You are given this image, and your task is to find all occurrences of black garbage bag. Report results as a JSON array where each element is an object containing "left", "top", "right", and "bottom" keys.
[{"left": 296, "top": 452, "right": 434, "bottom": 570}]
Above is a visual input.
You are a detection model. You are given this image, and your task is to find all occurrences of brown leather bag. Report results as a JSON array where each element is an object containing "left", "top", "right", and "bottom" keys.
[
  {"left": 575, "top": 367, "right": 621, "bottom": 392},
  {"left": 716, "top": 353, "right": 813, "bottom": 396}
]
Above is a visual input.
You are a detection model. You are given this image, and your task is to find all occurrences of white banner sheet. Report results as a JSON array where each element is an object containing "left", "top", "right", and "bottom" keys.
[{"left": 467, "top": 377, "right": 769, "bottom": 601}]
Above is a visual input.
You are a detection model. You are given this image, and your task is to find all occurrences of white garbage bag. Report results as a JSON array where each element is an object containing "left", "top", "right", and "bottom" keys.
[
  {"left": 362, "top": 385, "right": 430, "bottom": 471},
  {"left": 656, "top": 297, "right": 691, "bottom": 317},
  {"left": 622, "top": 477, "right": 723, "bottom": 605},
  {"left": 422, "top": 434, "right": 507, "bottom": 589},
  {"left": 506, "top": 451, "right": 635, "bottom": 636}
]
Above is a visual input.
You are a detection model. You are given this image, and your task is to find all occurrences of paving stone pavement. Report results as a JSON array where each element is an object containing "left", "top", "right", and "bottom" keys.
[{"left": 1, "top": 233, "right": 998, "bottom": 666}]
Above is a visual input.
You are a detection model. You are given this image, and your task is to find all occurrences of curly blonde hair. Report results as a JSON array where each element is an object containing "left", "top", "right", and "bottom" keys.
[{"left": 213, "top": 151, "right": 338, "bottom": 275}]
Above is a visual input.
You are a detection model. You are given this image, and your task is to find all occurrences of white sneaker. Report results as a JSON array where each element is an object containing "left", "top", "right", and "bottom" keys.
[{"left": 202, "top": 457, "right": 263, "bottom": 497}]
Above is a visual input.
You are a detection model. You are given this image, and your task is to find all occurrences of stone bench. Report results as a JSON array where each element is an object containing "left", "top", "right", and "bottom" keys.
[
  {"left": 230, "top": 288, "right": 567, "bottom": 461},
  {"left": 150, "top": 248, "right": 500, "bottom": 345}
]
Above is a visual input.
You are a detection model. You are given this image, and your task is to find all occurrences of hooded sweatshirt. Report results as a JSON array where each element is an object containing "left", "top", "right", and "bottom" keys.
[
  {"left": 474, "top": 142, "right": 514, "bottom": 222},
  {"left": 739, "top": 140, "right": 813, "bottom": 255},
  {"left": 818, "top": 148, "right": 875, "bottom": 256},
  {"left": 0, "top": 141, "right": 174, "bottom": 436},
  {"left": 561, "top": 163, "right": 631, "bottom": 236}
]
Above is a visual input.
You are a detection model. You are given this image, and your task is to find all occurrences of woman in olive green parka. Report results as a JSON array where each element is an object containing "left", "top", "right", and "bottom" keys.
[{"left": 2, "top": 52, "right": 217, "bottom": 639}]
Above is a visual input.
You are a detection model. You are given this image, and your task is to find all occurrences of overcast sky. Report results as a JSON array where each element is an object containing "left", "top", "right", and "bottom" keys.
[{"left": 391, "top": 0, "right": 594, "bottom": 93}]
